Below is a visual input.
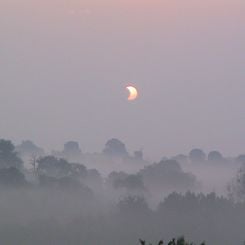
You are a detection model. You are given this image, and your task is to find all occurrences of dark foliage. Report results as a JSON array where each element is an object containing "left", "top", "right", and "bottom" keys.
[
  {"left": 0, "top": 167, "right": 27, "bottom": 187},
  {"left": 103, "top": 138, "right": 129, "bottom": 157},
  {"left": 0, "top": 139, "right": 23, "bottom": 169},
  {"left": 139, "top": 160, "right": 197, "bottom": 192},
  {"left": 189, "top": 149, "right": 206, "bottom": 163},
  {"left": 139, "top": 237, "right": 205, "bottom": 245}
]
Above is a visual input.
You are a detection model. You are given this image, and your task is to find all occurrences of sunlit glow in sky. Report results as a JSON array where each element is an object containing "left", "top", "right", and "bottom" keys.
[{"left": 126, "top": 86, "right": 138, "bottom": 101}]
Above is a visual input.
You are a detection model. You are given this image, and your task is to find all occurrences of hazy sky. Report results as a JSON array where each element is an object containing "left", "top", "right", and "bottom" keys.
[{"left": 1, "top": 0, "right": 245, "bottom": 160}]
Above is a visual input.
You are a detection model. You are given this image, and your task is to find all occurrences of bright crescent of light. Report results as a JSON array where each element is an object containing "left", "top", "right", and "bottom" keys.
[{"left": 126, "top": 86, "right": 138, "bottom": 101}]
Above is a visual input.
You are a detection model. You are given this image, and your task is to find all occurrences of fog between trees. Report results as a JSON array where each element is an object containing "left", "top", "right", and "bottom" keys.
[{"left": 0, "top": 138, "right": 245, "bottom": 244}]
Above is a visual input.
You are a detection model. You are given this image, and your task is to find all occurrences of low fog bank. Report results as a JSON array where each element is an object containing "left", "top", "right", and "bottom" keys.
[
  {"left": 172, "top": 150, "right": 239, "bottom": 196},
  {"left": 14, "top": 139, "right": 245, "bottom": 205},
  {"left": 0, "top": 190, "right": 245, "bottom": 244},
  {"left": 16, "top": 139, "right": 244, "bottom": 197},
  {"left": 0, "top": 138, "right": 245, "bottom": 244}
]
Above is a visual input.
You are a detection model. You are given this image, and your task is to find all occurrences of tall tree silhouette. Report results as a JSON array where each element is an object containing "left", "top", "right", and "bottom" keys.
[{"left": 0, "top": 139, "right": 23, "bottom": 169}]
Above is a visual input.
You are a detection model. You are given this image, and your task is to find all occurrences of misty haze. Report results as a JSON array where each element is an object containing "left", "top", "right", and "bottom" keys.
[{"left": 1, "top": 0, "right": 245, "bottom": 244}]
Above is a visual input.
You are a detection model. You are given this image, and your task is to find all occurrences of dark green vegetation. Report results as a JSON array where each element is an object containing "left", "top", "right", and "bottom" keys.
[{"left": 139, "top": 238, "right": 205, "bottom": 245}]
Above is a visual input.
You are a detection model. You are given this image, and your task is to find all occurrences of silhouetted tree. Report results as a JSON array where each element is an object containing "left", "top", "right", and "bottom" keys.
[
  {"left": 115, "top": 174, "right": 145, "bottom": 191},
  {"left": 0, "top": 139, "right": 23, "bottom": 169},
  {"left": 84, "top": 169, "right": 103, "bottom": 193},
  {"left": 139, "top": 239, "right": 145, "bottom": 245},
  {"left": 37, "top": 156, "right": 71, "bottom": 178},
  {"left": 139, "top": 238, "right": 205, "bottom": 245},
  {"left": 30, "top": 155, "right": 38, "bottom": 174},
  {"left": 172, "top": 154, "right": 188, "bottom": 165},
  {"left": 228, "top": 166, "right": 245, "bottom": 202},
  {"left": 208, "top": 151, "right": 223, "bottom": 162},
  {"left": 140, "top": 160, "right": 197, "bottom": 193},
  {"left": 63, "top": 141, "right": 82, "bottom": 160},
  {"left": 103, "top": 138, "right": 128, "bottom": 157},
  {"left": 15, "top": 140, "right": 45, "bottom": 158},
  {"left": 168, "top": 238, "right": 176, "bottom": 245},
  {"left": 117, "top": 196, "right": 150, "bottom": 216},
  {"left": 107, "top": 171, "right": 129, "bottom": 188},
  {"left": 38, "top": 175, "right": 93, "bottom": 197},
  {"left": 70, "top": 163, "right": 87, "bottom": 178},
  {"left": 189, "top": 149, "right": 206, "bottom": 163},
  {"left": 0, "top": 167, "right": 27, "bottom": 187}
]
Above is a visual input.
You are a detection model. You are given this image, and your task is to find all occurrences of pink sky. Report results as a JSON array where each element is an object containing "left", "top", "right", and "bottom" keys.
[{"left": 1, "top": 0, "right": 245, "bottom": 160}]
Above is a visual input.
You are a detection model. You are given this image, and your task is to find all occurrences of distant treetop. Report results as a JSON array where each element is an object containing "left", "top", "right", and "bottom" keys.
[
  {"left": 103, "top": 138, "right": 129, "bottom": 157},
  {"left": 189, "top": 148, "right": 206, "bottom": 163}
]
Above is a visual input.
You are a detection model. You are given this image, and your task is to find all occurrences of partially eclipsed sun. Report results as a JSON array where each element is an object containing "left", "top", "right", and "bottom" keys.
[{"left": 126, "top": 86, "right": 138, "bottom": 101}]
